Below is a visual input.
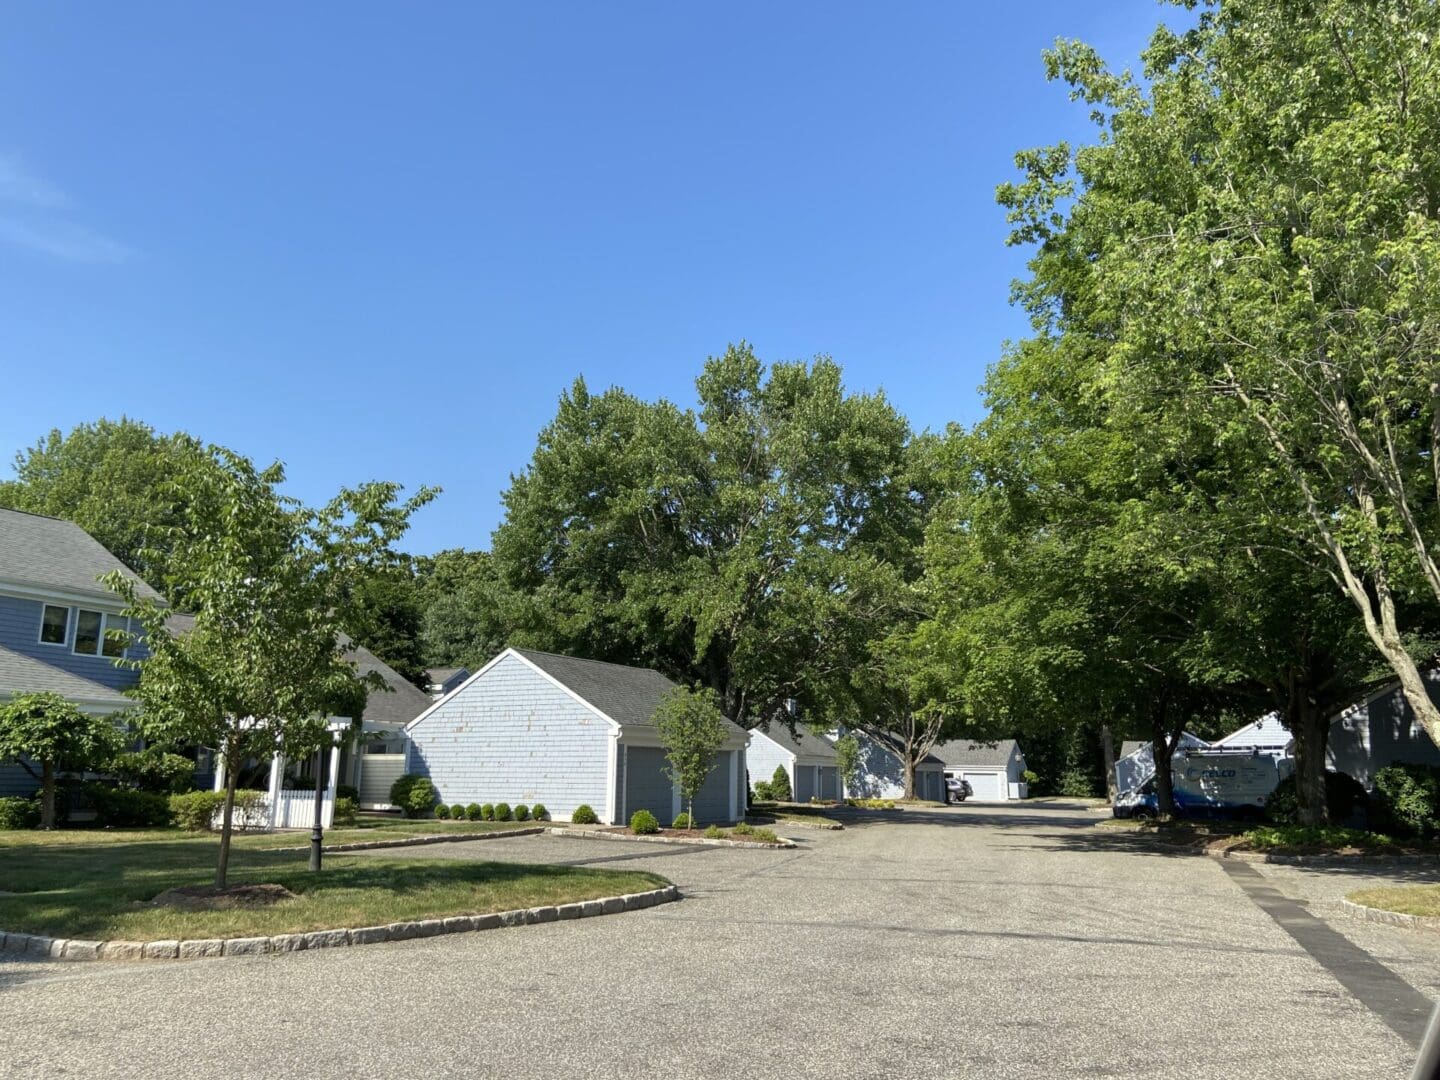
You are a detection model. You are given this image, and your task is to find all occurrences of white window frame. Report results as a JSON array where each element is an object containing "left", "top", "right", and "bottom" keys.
[
  {"left": 37, "top": 604, "right": 70, "bottom": 647},
  {"left": 72, "top": 610, "right": 128, "bottom": 659}
]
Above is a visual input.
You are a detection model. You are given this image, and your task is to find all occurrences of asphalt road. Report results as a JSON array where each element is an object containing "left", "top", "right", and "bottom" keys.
[{"left": 1, "top": 802, "right": 1435, "bottom": 1079}]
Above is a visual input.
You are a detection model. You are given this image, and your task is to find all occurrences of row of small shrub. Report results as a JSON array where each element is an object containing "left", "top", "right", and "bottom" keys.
[
  {"left": 432, "top": 800, "right": 549, "bottom": 822},
  {"left": 752, "top": 765, "right": 794, "bottom": 803},
  {"left": 845, "top": 797, "right": 897, "bottom": 810}
]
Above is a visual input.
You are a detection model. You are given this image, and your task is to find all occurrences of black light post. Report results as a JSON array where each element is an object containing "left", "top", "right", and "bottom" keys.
[{"left": 309, "top": 740, "right": 326, "bottom": 872}]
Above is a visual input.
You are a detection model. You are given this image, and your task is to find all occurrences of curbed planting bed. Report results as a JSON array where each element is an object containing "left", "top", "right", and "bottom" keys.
[
  {"left": 269, "top": 826, "right": 549, "bottom": 854},
  {"left": 549, "top": 826, "right": 797, "bottom": 850},
  {"left": 0, "top": 884, "right": 679, "bottom": 963}
]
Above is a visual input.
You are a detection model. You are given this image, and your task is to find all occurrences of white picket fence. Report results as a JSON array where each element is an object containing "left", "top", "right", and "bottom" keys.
[{"left": 211, "top": 791, "right": 333, "bottom": 831}]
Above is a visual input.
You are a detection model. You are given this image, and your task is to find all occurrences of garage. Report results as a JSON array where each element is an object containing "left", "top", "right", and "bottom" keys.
[
  {"left": 930, "top": 739, "right": 1029, "bottom": 802},
  {"left": 746, "top": 725, "right": 842, "bottom": 803}
]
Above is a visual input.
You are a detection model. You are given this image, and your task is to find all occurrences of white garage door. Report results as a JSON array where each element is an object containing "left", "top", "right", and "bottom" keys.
[{"left": 961, "top": 771, "right": 1005, "bottom": 801}]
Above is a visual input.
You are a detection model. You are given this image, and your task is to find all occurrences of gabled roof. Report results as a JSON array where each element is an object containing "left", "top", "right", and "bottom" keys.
[
  {"left": 426, "top": 666, "right": 467, "bottom": 684},
  {"left": 1214, "top": 712, "right": 1293, "bottom": 750},
  {"left": 0, "top": 508, "right": 162, "bottom": 603},
  {"left": 0, "top": 642, "right": 132, "bottom": 711},
  {"left": 513, "top": 648, "right": 746, "bottom": 734},
  {"left": 753, "top": 723, "right": 839, "bottom": 763},
  {"left": 930, "top": 739, "right": 1019, "bottom": 769}
]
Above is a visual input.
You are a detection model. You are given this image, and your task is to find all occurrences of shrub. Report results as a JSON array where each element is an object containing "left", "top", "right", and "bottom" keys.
[
  {"left": 390, "top": 774, "right": 438, "bottom": 818},
  {"left": 466, "top": 802, "right": 483, "bottom": 821},
  {"left": 494, "top": 802, "right": 513, "bottom": 821},
  {"left": 1022, "top": 769, "right": 1039, "bottom": 787},
  {"left": 1244, "top": 824, "right": 1396, "bottom": 851},
  {"left": 0, "top": 796, "right": 39, "bottom": 830},
  {"left": 769, "top": 766, "right": 793, "bottom": 802},
  {"left": 1266, "top": 771, "right": 1368, "bottom": 826},
  {"left": 107, "top": 748, "right": 196, "bottom": 794},
  {"left": 449, "top": 803, "right": 466, "bottom": 820},
  {"left": 672, "top": 812, "right": 692, "bottom": 830},
  {"left": 1373, "top": 764, "right": 1440, "bottom": 836},
  {"left": 1057, "top": 767, "right": 1097, "bottom": 798},
  {"left": 168, "top": 789, "right": 266, "bottom": 831},
  {"left": 435, "top": 803, "right": 451, "bottom": 819},
  {"left": 481, "top": 803, "right": 495, "bottom": 821},
  {"left": 531, "top": 803, "right": 549, "bottom": 821},
  {"left": 336, "top": 784, "right": 360, "bottom": 803},
  {"left": 333, "top": 795, "right": 358, "bottom": 826},
  {"left": 84, "top": 784, "right": 170, "bottom": 827},
  {"left": 753, "top": 780, "right": 773, "bottom": 800},
  {"left": 168, "top": 790, "right": 225, "bottom": 831},
  {"left": 629, "top": 809, "right": 660, "bottom": 834},
  {"left": 703, "top": 824, "right": 724, "bottom": 839},
  {"left": 749, "top": 827, "right": 780, "bottom": 844},
  {"left": 514, "top": 804, "right": 530, "bottom": 821},
  {"left": 845, "top": 797, "right": 897, "bottom": 810},
  {"left": 571, "top": 804, "right": 598, "bottom": 825},
  {"left": 731, "top": 820, "right": 754, "bottom": 836}
]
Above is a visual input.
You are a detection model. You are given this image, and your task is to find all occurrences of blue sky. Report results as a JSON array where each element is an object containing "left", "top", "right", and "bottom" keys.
[{"left": 0, "top": 2, "right": 1170, "bottom": 554}]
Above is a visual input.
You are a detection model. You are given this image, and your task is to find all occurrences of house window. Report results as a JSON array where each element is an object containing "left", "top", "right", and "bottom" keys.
[
  {"left": 73, "top": 611, "right": 126, "bottom": 658},
  {"left": 74, "top": 610, "right": 102, "bottom": 655},
  {"left": 38, "top": 604, "right": 68, "bottom": 645}
]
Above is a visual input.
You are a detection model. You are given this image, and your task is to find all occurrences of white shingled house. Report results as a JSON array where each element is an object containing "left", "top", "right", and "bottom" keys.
[
  {"left": 404, "top": 647, "right": 749, "bottom": 825},
  {"left": 747, "top": 725, "right": 842, "bottom": 801},
  {"left": 929, "top": 739, "right": 1029, "bottom": 802}
]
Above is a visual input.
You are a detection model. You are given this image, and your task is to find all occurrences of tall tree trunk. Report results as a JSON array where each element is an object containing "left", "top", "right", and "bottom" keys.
[
  {"left": 39, "top": 759, "right": 56, "bottom": 830},
  {"left": 902, "top": 753, "right": 916, "bottom": 800},
  {"left": 1288, "top": 692, "right": 1329, "bottom": 826},
  {"left": 1150, "top": 719, "right": 1177, "bottom": 821},
  {"left": 1100, "top": 725, "right": 1118, "bottom": 803},
  {"left": 216, "top": 759, "right": 239, "bottom": 889}
]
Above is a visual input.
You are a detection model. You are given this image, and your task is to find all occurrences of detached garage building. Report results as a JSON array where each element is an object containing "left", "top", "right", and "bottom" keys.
[
  {"left": 748, "top": 725, "right": 842, "bottom": 802},
  {"left": 405, "top": 647, "right": 749, "bottom": 825},
  {"left": 930, "top": 739, "right": 1029, "bottom": 802}
]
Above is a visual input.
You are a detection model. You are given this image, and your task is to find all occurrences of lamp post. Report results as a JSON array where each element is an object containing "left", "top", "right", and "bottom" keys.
[{"left": 309, "top": 739, "right": 326, "bottom": 872}]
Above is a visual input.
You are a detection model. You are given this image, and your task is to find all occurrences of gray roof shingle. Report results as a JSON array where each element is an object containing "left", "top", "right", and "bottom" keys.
[
  {"left": 0, "top": 508, "right": 162, "bottom": 602},
  {"left": 754, "top": 723, "right": 839, "bottom": 762},
  {"left": 0, "top": 643, "right": 132, "bottom": 710},
  {"left": 513, "top": 648, "right": 747, "bottom": 735},
  {"left": 426, "top": 666, "right": 466, "bottom": 684},
  {"left": 928, "top": 739, "right": 1019, "bottom": 769}
]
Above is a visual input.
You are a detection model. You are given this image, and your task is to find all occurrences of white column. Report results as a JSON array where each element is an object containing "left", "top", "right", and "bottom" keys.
[
  {"left": 326, "top": 740, "right": 341, "bottom": 827},
  {"left": 212, "top": 751, "right": 225, "bottom": 793},
  {"left": 267, "top": 751, "right": 284, "bottom": 830},
  {"left": 728, "top": 749, "right": 738, "bottom": 822}
]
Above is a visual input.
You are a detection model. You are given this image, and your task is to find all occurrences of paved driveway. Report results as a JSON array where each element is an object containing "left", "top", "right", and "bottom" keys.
[{"left": 0, "top": 803, "right": 1435, "bottom": 1078}]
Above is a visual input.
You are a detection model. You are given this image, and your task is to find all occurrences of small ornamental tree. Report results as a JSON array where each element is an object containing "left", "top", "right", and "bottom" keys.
[
  {"left": 654, "top": 686, "right": 728, "bottom": 828},
  {"left": 769, "top": 764, "right": 793, "bottom": 802},
  {"left": 104, "top": 444, "right": 434, "bottom": 886},
  {"left": 833, "top": 734, "right": 861, "bottom": 798},
  {"left": 0, "top": 693, "right": 119, "bottom": 829}
]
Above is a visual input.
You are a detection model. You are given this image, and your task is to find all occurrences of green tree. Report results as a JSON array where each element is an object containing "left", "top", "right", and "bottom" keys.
[
  {"left": 105, "top": 445, "right": 434, "bottom": 886},
  {"left": 0, "top": 693, "right": 120, "bottom": 829},
  {"left": 416, "top": 549, "right": 516, "bottom": 669},
  {"left": 999, "top": 1, "right": 1440, "bottom": 744},
  {"left": 769, "top": 764, "right": 792, "bottom": 803},
  {"left": 493, "top": 344, "right": 921, "bottom": 728},
  {"left": 653, "top": 686, "right": 729, "bottom": 828},
  {"left": 0, "top": 418, "right": 206, "bottom": 599},
  {"left": 833, "top": 734, "right": 861, "bottom": 795}
]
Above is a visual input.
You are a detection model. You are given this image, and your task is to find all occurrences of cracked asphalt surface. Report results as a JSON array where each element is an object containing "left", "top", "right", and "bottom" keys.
[{"left": 1, "top": 802, "right": 1435, "bottom": 1078}]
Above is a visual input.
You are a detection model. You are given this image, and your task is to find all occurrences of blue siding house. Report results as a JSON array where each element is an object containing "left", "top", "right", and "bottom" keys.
[
  {"left": 0, "top": 508, "right": 164, "bottom": 795},
  {"left": 405, "top": 648, "right": 750, "bottom": 825}
]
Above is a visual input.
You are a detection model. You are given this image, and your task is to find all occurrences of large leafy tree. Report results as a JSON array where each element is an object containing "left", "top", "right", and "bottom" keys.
[
  {"left": 493, "top": 344, "right": 922, "bottom": 727},
  {"left": 0, "top": 693, "right": 120, "bottom": 829},
  {"left": 416, "top": 549, "right": 517, "bottom": 670},
  {"left": 0, "top": 418, "right": 206, "bottom": 599},
  {"left": 1000, "top": 1, "right": 1440, "bottom": 743},
  {"left": 106, "top": 446, "right": 434, "bottom": 886}
]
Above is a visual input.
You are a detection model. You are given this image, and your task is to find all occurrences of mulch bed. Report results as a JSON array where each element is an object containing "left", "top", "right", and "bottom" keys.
[
  {"left": 596, "top": 826, "right": 784, "bottom": 846},
  {"left": 151, "top": 883, "right": 297, "bottom": 910}
]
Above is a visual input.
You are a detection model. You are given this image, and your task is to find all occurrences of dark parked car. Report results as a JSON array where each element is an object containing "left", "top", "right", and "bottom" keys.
[{"left": 946, "top": 776, "right": 972, "bottom": 804}]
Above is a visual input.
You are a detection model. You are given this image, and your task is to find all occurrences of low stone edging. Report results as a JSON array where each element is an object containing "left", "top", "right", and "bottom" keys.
[
  {"left": 1208, "top": 848, "right": 1440, "bottom": 867},
  {"left": 1340, "top": 898, "right": 1440, "bottom": 932},
  {"left": 0, "top": 884, "right": 679, "bottom": 963},
  {"left": 548, "top": 826, "right": 796, "bottom": 850},
  {"left": 271, "top": 826, "right": 549, "bottom": 854}
]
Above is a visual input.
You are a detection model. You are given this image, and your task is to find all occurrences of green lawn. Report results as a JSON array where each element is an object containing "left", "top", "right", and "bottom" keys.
[
  {"left": 1348, "top": 885, "right": 1440, "bottom": 918},
  {"left": 0, "top": 828, "right": 666, "bottom": 940}
]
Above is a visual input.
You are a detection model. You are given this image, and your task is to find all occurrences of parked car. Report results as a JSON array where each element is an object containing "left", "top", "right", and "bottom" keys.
[{"left": 946, "top": 777, "right": 972, "bottom": 804}]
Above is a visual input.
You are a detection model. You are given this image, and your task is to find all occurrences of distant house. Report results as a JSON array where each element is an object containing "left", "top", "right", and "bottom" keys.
[
  {"left": 425, "top": 666, "right": 470, "bottom": 701},
  {"left": 1213, "top": 712, "right": 1293, "bottom": 759},
  {"left": 405, "top": 647, "right": 750, "bottom": 824},
  {"left": 747, "top": 725, "right": 841, "bottom": 801},
  {"left": 1328, "top": 673, "right": 1440, "bottom": 789},
  {"left": 0, "top": 508, "right": 161, "bottom": 796},
  {"left": 839, "top": 729, "right": 946, "bottom": 802},
  {"left": 930, "top": 739, "right": 1028, "bottom": 802}
]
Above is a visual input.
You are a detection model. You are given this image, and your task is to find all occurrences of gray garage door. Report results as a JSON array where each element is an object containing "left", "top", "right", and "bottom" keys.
[
  {"left": 818, "top": 766, "right": 839, "bottom": 801},
  {"left": 921, "top": 770, "right": 942, "bottom": 801},
  {"left": 794, "top": 762, "right": 815, "bottom": 803},
  {"left": 690, "top": 750, "right": 734, "bottom": 824},
  {"left": 962, "top": 771, "right": 1005, "bottom": 801},
  {"left": 624, "top": 746, "right": 674, "bottom": 823}
]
